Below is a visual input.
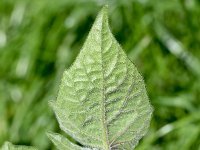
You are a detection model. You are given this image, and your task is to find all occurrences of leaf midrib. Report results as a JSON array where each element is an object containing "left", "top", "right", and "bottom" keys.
[{"left": 99, "top": 9, "right": 110, "bottom": 150}]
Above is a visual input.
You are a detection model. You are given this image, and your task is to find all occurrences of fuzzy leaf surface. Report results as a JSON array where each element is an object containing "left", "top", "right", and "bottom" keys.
[
  {"left": 51, "top": 6, "right": 153, "bottom": 150},
  {"left": 47, "top": 132, "right": 90, "bottom": 150}
]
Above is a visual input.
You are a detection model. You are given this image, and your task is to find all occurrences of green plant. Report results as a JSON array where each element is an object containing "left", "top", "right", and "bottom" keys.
[{"left": 0, "top": 6, "right": 152, "bottom": 150}]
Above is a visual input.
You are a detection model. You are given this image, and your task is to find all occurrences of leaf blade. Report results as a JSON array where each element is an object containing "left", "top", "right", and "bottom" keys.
[
  {"left": 51, "top": 6, "right": 153, "bottom": 150},
  {"left": 47, "top": 132, "right": 89, "bottom": 150}
]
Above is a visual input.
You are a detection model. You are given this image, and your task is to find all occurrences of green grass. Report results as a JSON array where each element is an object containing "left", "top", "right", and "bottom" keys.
[{"left": 0, "top": 0, "right": 200, "bottom": 149}]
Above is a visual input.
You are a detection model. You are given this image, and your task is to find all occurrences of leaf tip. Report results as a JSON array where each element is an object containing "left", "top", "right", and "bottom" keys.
[
  {"left": 46, "top": 131, "right": 55, "bottom": 140},
  {"left": 102, "top": 5, "right": 108, "bottom": 12},
  {"left": 101, "top": 5, "right": 108, "bottom": 17},
  {"left": 96, "top": 5, "right": 109, "bottom": 24}
]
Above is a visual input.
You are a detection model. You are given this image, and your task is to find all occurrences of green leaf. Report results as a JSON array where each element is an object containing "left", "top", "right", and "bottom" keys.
[
  {"left": 47, "top": 132, "right": 87, "bottom": 150},
  {"left": 50, "top": 6, "right": 153, "bottom": 150},
  {"left": 1, "top": 142, "right": 37, "bottom": 150}
]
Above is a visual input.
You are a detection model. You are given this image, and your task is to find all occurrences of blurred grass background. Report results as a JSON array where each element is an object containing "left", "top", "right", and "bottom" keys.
[{"left": 0, "top": 0, "right": 200, "bottom": 149}]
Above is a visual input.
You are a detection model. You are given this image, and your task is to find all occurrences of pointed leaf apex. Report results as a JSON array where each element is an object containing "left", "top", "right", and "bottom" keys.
[
  {"left": 46, "top": 131, "right": 54, "bottom": 138},
  {"left": 95, "top": 5, "right": 109, "bottom": 27},
  {"left": 101, "top": 5, "right": 108, "bottom": 20},
  {"left": 101, "top": 5, "right": 108, "bottom": 13}
]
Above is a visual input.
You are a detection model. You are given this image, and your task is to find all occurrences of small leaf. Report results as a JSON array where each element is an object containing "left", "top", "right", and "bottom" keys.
[
  {"left": 47, "top": 132, "right": 87, "bottom": 150},
  {"left": 50, "top": 5, "right": 153, "bottom": 150},
  {"left": 1, "top": 142, "right": 37, "bottom": 150}
]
